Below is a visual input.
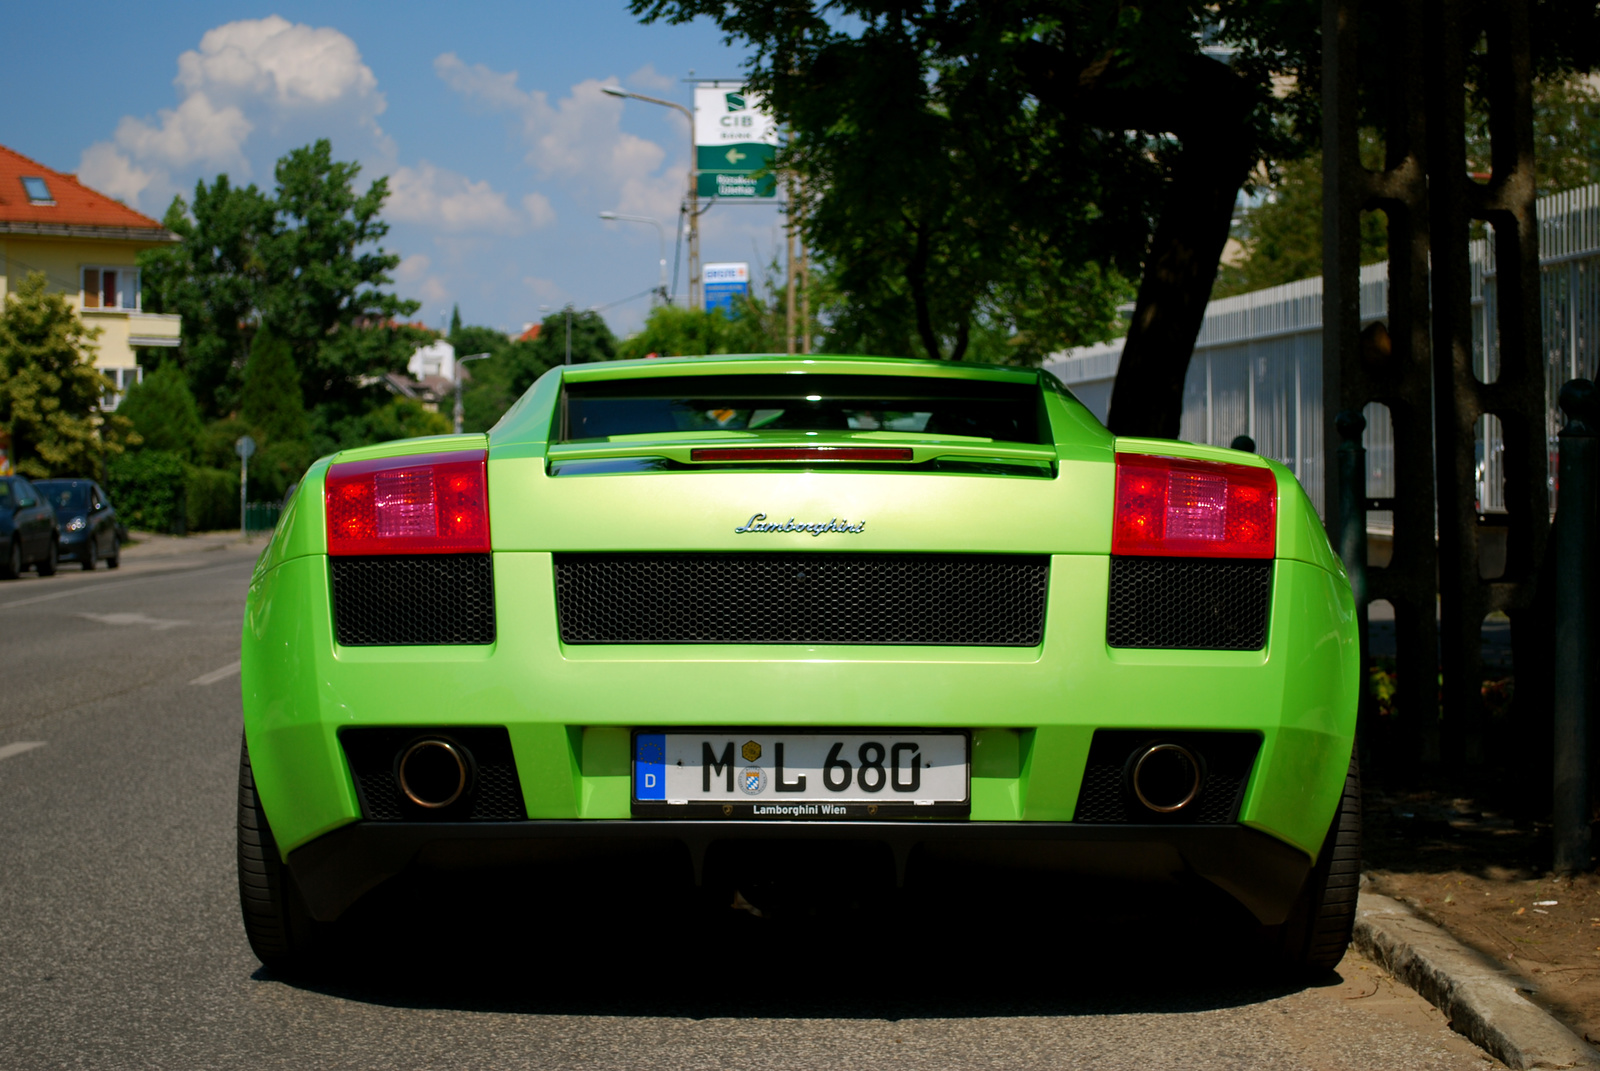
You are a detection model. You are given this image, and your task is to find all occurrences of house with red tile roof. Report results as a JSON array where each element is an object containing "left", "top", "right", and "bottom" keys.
[{"left": 0, "top": 143, "right": 181, "bottom": 411}]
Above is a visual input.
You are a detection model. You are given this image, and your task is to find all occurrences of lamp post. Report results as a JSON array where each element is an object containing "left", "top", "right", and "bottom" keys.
[
  {"left": 453, "top": 352, "right": 490, "bottom": 434},
  {"left": 599, "top": 211, "right": 669, "bottom": 304},
  {"left": 600, "top": 84, "right": 702, "bottom": 310}
]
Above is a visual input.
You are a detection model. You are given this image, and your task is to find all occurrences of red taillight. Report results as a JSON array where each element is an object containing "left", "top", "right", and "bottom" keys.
[
  {"left": 325, "top": 450, "right": 489, "bottom": 556},
  {"left": 1112, "top": 453, "right": 1277, "bottom": 559},
  {"left": 689, "top": 446, "right": 915, "bottom": 462}
]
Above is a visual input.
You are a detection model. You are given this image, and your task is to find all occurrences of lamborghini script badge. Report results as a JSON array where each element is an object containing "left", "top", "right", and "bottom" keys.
[{"left": 735, "top": 513, "right": 867, "bottom": 536}]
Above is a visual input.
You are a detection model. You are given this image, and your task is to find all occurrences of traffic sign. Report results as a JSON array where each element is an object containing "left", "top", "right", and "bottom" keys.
[
  {"left": 235, "top": 435, "right": 256, "bottom": 460},
  {"left": 694, "top": 85, "right": 779, "bottom": 199},
  {"left": 703, "top": 263, "right": 750, "bottom": 316}
]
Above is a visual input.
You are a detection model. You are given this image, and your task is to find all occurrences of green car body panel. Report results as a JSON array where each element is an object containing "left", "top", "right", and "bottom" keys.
[{"left": 241, "top": 354, "right": 1358, "bottom": 914}]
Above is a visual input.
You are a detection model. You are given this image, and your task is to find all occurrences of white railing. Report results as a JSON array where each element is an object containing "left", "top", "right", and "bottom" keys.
[{"left": 1045, "top": 183, "right": 1600, "bottom": 520}]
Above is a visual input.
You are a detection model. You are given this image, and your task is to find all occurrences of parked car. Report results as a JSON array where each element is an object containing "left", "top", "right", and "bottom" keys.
[
  {"left": 33, "top": 479, "right": 121, "bottom": 570},
  {"left": 0, "top": 476, "right": 59, "bottom": 578},
  {"left": 239, "top": 353, "right": 1360, "bottom": 977}
]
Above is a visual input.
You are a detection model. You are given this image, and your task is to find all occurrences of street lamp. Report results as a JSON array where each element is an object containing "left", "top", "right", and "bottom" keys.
[
  {"left": 454, "top": 352, "right": 490, "bottom": 434},
  {"left": 600, "top": 84, "right": 703, "bottom": 310},
  {"left": 599, "top": 211, "right": 668, "bottom": 304}
]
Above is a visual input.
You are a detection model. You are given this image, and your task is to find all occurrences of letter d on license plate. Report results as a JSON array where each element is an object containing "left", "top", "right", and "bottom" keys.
[{"left": 631, "top": 730, "right": 969, "bottom": 819}]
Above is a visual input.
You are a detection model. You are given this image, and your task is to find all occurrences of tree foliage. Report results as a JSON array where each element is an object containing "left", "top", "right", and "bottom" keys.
[
  {"left": 259, "top": 141, "right": 423, "bottom": 412},
  {"left": 240, "top": 325, "right": 309, "bottom": 445},
  {"left": 141, "top": 139, "right": 422, "bottom": 422},
  {"left": 117, "top": 361, "right": 203, "bottom": 461},
  {"left": 0, "top": 272, "right": 133, "bottom": 478},
  {"left": 138, "top": 176, "right": 273, "bottom": 416},
  {"left": 631, "top": 0, "right": 1317, "bottom": 433}
]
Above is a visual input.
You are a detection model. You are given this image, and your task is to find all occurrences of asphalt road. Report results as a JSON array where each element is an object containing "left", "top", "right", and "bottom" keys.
[{"left": 0, "top": 539, "right": 1500, "bottom": 1070}]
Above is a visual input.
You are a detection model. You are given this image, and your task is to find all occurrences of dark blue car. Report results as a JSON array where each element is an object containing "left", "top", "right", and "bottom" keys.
[
  {"left": 33, "top": 479, "right": 121, "bottom": 570},
  {"left": 0, "top": 476, "right": 60, "bottom": 578}
]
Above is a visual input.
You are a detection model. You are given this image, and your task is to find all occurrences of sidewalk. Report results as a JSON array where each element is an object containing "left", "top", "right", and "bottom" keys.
[{"left": 121, "top": 529, "right": 272, "bottom": 561}]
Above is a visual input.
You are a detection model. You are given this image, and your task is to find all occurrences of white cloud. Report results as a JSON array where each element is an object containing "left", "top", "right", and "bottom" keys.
[
  {"left": 112, "top": 93, "right": 254, "bottom": 172},
  {"left": 77, "top": 142, "right": 158, "bottom": 207},
  {"left": 176, "top": 16, "right": 381, "bottom": 107},
  {"left": 627, "top": 63, "right": 676, "bottom": 92},
  {"left": 388, "top": 161, "right": 520, "bottom": 232},
  {"left": 522, "top": 192, "right": 556, "bottom": 228},
  {"left": 394, "top": 253, "right": 432, "bottom": 284},
  {"left": 417, "top": 277, "right": 450, "bottom": 304},
  {"left": 435, "top": 55, "right": 683, "bottom": 224},
  {"left": 77, "top": 16, "right": 387, "bottom": 212}
]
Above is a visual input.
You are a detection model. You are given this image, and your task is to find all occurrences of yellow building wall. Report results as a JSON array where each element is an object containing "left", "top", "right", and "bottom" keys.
[{"left": 0, "top": 233, "right": 179, "bottom": 371}]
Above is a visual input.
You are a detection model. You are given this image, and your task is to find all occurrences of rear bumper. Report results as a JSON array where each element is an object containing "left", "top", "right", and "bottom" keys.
[{"left": 286, "top": 818, "right": 1313, "bottom": 926}]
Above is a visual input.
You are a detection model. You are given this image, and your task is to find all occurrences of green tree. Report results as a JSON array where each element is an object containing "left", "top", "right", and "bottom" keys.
[
  {"left": 138, "top": 176, "right": 273, "bottom": 418},
  {"left": 259, "top": 140, "right": 420, "bottom": 412},
  {"left": 631, "top": 0, "right": 1312, "bottom": 431},
  {"left": 240, "top": 325, "right": 309, "bottom": 444},
  {"left": 1217, "top": 75, "right": 1600, "bottom": 299},
  {"left": 117, "top": 361, "right": 203, "bottom": 460},
  {"left": 449, "top": 304, "right": 462, "bottom": 338},
  {"left": 0, "top": 272, "right": 132, "bottom": 478},
  {"left": 511, "top": 309, "right": 616, "bottom": 389},
  {"left": 616, "top": 305, "right": 735, "bottom": 361}
]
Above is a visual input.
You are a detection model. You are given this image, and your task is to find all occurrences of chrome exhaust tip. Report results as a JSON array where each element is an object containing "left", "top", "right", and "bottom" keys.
[
  {"left": 1131, "top": 743, "right": 1202, "bottom": 814},
  {"left": 397, "top": 739, "right": 469, "bottom": 809}
]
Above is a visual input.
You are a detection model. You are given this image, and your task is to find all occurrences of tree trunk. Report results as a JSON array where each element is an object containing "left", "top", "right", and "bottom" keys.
[{"left": 1021, "top": 47, "right": 1260, "bottom": 437}]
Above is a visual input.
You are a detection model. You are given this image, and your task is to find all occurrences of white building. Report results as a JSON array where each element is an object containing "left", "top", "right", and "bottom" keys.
[{"left": 408, "top": 339, "right": 456, "bottom": 382}]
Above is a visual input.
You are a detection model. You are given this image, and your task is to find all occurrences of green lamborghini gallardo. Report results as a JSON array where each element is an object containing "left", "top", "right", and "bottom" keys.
[{"left": 238, "top": 354, "right": 1360, "bottom": 971}]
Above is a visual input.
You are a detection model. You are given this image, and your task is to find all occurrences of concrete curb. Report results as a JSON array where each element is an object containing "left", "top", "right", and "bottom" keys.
[{"left": 1354, "top": 890, "right": 1600, "bottom": 1069}]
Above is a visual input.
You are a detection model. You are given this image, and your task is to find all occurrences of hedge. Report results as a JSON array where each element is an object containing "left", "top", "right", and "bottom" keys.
[{"left": 106, "top": 452, "right": 243, "bottom": 533}]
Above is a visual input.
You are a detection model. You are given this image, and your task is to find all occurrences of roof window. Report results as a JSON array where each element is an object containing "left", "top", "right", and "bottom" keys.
[{"left": 21, "top": 177, "right": 54, "bottom": 205}]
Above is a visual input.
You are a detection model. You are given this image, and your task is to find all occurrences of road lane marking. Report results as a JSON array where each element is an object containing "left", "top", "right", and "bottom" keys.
[
  {"left": 0, "top": 561, "right": 250, "bottom": 610},
  {"left": 190, "top": 661, "right": 241, "bottom": 686},
  {"left": 0, "top": 741, "right": 46, "bottom": 762},
  {"left": 78, "top": 611, "right": 190, "bottom": 631}
]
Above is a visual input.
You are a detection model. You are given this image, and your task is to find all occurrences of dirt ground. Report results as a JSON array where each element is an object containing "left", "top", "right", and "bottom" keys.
[{"left": 1363, "top": 785, "right": 1600, "bottom": 1045}]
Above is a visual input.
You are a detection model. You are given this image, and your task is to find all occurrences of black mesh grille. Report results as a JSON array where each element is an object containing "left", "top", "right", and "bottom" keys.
[
  {"left": 1106, "top": 557, "right": 1272, "bottom": 650},
  {"left": 330, "top": 555, "right": 494, "bottom": 646},
  {"left": 1073, "top": 730, "right": 1260, "bottom": 824},
  {"left": 554, "top": 553, "right": 1049, "bottom": 646},
  {"left": 339, "top": 726, "right": 525, "bottom": 821}
]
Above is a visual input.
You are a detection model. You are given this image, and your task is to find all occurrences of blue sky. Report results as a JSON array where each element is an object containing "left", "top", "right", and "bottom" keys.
[{"left": 4, "top": 2, "right": 782, "bottom": 337}]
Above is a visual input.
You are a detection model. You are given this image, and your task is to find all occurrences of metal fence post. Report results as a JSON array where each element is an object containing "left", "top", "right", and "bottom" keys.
[
  {"left": 1336, "top": 410, "right": 1369, "bottom": 608},
  {"left": 1337, "top": 410, "right": 1372, "bottom": 762},
  {"left": 1554, "top": 379, "right": 1597, "bottom": 874}
]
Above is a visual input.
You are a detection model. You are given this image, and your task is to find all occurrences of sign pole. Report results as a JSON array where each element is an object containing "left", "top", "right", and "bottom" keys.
[
  {"left": 235, "top": 435, "right": 255, "bottom": 538},
  {"left": 786, "top": 173, "right": 797, "bottom": 355}
]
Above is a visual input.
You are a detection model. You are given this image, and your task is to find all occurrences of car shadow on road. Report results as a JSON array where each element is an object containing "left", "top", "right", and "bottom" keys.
[{"left": 256, "top": 856, "right": 1330, "bottom": 1020}]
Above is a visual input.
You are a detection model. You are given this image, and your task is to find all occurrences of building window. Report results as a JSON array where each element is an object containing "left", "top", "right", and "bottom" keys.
[
  {"left": 21, "top": 177, "right": 54, "bottom": 205},
  {"left": 81, "top": 267, "right": 140, "bottom": 311},
  {"left": 100, "top": 367, "right": 143, "bottom": 411}
]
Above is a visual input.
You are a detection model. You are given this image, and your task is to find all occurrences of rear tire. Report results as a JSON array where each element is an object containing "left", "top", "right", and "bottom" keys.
[
  {"left": 0, "top": 539, "right": 18, "bottom": 580},
  {"left": 106, "top": 535, "right": 120, "bottom": 569},
  {"left": 36, "top": 537, "right": 57, "bottom": 577},
  {"left": 238, "top": 735, "right": 321, "bottom": 973},
  {"left": 1274, "top": 751, "right": 1362, "bottom": 974}
]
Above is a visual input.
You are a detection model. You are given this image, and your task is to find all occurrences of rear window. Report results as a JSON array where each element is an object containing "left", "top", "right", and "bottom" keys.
[
  {"left": 561, "top": 374, "right": 1044, "bottom": 444},
  {"left": 35, "top": 483, "right": 88, "bottom": 511}
]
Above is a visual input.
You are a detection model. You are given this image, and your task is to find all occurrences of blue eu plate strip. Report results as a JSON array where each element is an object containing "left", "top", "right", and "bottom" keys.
[{"left": 635, "top": 733, "right": 666, "bottom": 800}]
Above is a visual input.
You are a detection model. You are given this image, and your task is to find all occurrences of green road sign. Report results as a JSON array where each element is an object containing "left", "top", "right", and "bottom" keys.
[
  {"left": 696, "top": 143, "right": 775, "bottom": 172},
  {"left": 698, "top": 172, "right": 779, "bottom": 198}
]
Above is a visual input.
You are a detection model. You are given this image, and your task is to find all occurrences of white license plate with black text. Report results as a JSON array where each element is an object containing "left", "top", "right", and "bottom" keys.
[{"left": 632, "top": 731, "right": 969, "bottom": 819}]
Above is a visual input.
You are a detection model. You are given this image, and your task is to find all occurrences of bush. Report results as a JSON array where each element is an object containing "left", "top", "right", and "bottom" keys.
[
  {"left": 251, "top": 439, "right": 314, "bottom": 503},
  {"left": 117, "top": 362, "right": 202, "bottom": 460},
  {"left": 106, "top": 450, "right": 188, "bottom": 533},
  {"left": 185, "top": 464, "right": 240, "bottom": 532},
  {"left": 196, "top": 417, "right": 258, "bottom": 469}
]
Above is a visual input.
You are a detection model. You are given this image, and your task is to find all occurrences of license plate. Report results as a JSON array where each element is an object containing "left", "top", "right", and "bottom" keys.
[{"left": 631, "top": 730, "right": 969, "bottom": 819}]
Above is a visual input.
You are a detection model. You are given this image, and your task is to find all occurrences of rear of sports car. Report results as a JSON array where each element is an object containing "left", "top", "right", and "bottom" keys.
[{"left": 238, "top": 354, "right": 1360, "bottom": 971}]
